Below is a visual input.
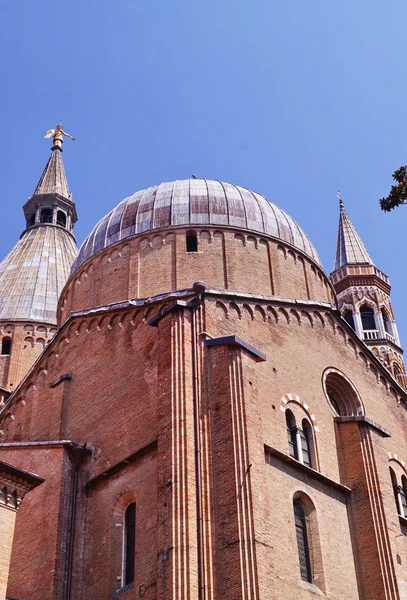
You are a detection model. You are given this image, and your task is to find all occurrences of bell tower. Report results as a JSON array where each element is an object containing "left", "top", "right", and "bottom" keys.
[
  {"left": 0, "top": 127, "right": 78, "bottom": 402},
  {"left": 330, "top": 195, "right": 406, "bottom": 386}
]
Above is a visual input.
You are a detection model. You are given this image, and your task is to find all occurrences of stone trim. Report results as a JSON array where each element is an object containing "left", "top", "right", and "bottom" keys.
[
  {"left": 0, "top": 460, "right": 44, "bottom": 511},
  {"left": 264, "top": 445, "right": 351, "bottom": 494},
  {"left": 85, "top": 439, "right": 157, "bottom": 491},
  {"left": 204, "top": 335, "right": 266, "bottom": 362},
  {"left": 334, "top": 416, "right": 391, "bottom": 438},
  {"left": 387, "top": 452, "right": 407, "bottom": 470},
  {"left": 280, "top": 393, "right": 319, "bottom": 431}
]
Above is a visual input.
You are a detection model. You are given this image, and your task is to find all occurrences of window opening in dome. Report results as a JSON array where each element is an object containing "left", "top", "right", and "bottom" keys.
[
  {"left": 29, "top": 213, "right": 36, "bottom": 227},
  {"left": 123, "top": 502, "right": 136, "bottom": 586},
  {"left": 1, "top": 337, "right": 11, "bottom": 355},
  {"left": 57, "top": 210, "right": 67, "bottom": 228},
  {"left": 40, "top": 208, "right": 53, "bottom": 224},
  {"left": 186, "top": 231, "right": 198, "bottom": 253},
  {"left": 343, "top": 310, "right": 355, "bottom": 330}
]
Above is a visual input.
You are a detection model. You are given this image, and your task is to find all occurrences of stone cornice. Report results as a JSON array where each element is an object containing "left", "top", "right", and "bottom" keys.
[
  {"left": 1, "top": 287, "right": 406, "bottom": 436},
  {"left": 264, "top": 444, "right": 351, "bottom": 494},
  {"left": 0, "top": 460, "right": 43, "bottom": 511}
]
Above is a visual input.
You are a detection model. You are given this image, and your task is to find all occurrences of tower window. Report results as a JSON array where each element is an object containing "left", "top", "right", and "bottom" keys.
[
  {"left": 294, "top": 501, "right": 312, "bottom": 583},
  {"left": 1, "top": 337, "right": 11, "bottom": 356},
  {"left": 29, "top": 213, "right": 36, "bottom": 226},
  {"left": 381, "top": 308, "right": 393, "bottom": 336},
  {"left": 57, "top": 210, "right": 67, "bottom": 227},
  {"left": 123, "top": 502, "right": 136, "bottom": 586},
  {"left": 360, "top": 305, "right": 376, "bottom": 331},
  {"left": 40, "top": 208, "right": 53, "bottom": 223},
  {"left": 186, "top": 231, "right": 198, "bottom": 252},
  {"left": 343, "top": 310, "right": 355, "bottom": 330}
]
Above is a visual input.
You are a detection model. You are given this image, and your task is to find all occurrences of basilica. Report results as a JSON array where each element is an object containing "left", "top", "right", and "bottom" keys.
[{"left": 0, "top": 131, "right": 406, "bottom": 600}]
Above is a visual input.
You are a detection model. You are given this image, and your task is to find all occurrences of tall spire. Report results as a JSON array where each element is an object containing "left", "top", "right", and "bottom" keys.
[
  {"left": 333, "top": 194, "right": 373, "bottom": 272},
  {"left": 32, "top": 146, "right": 70, "bottom": 199}
]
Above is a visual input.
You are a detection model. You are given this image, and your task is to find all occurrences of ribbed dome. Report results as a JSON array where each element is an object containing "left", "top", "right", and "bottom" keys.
[
  {"left": 73, "top": 179, "right": 321, "bottom": 272},
  {"left": 0, "top": 227, "right": 78, "bottom": 323}
]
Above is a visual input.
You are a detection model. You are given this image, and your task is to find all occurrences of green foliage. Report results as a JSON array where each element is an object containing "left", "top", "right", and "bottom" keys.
[{"left": 380, "top": 166, "right": 407, "bottom": 211}]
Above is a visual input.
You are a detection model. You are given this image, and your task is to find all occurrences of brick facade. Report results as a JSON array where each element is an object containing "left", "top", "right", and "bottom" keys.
[{"left": 0, "top": 216, "right": 406, "bottom": 599}]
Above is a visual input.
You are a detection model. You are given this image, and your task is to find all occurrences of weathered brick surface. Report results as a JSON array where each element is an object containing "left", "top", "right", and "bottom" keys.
[
  {"left": 58, "top": 229, "right": 333, "bottom": 323},
  {"left": 0, "top": 505, "right": 16, "bottom": 600},
  {"left": 0, "top": 226, "right": 406, "bottom": 599}
]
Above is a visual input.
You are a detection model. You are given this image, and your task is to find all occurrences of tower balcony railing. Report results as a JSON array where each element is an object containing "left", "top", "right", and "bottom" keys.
[
  {"left": 385, "top": 331, "right": 397, "bottom": 344},
  {"left": 363, "top": 329, "right": 380, "bottom": 341}
]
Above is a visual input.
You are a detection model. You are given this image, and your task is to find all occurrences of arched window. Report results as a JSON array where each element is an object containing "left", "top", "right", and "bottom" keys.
[
  {"left": 286, "top": 409, "right": 297, "bottom": 459},
  {"left": 186, "top": 231, "right": 198, "bottom": 252},
  {"left": 294, "top": 501, "right": 312, "bottom": 583},
  {"left": 300, "top": 420, "right": 312, "bottom": 468},
  {"left": 40, "top": 208, "right": 53, "bottom": 223},
  {"left": 56, "top": 210, "right": 67, "bottom": 227},
  {"left": 360, "top": 305, "right": 376, "bottom": 331},
  {"left": 343, "top": 310, "right": 355, "bottom": 330},
  {"left": 1, "top": 337, "right": 11, "bottom": 356},
  {"left": 401, "top": 476, "right": 407, "bottom": 518},
  {"left": 381, "top": 308, "right": 393, "bottom": 336},
  {"left": 390, "top": 467, "right": 405, "bottom": 517},
  {"left": 324, "top": 370, "right": 364, "bottom": 417},
  {"left": 123, "top": 502, "right": 136, "bottom": 586}
]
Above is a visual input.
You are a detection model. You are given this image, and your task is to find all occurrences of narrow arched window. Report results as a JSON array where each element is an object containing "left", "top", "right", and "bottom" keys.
[
  {"left": 40, "top": 208, "right": 53, "bottom": 223},
  {"left": 123, "top": 502, "right": 136, "bottom": 586},
  {"left": 56, "top": 210, "right": 67, "bottom": 227},
  {"left": 300, "top": 420, "right": 312, "bottom": 468},
  {"left": 1, "top": 337, "right": 11, "bottom": 356},
  {"left": 186, "top": 231, "right": 198, "bottom": 252},
  {"left": 401, "top": 476, "right": 407, "bottom": 518},
  {"left": 294, "top": 501, "right": 312, "bottom": 583},
  {"left": 390, "top": 467, "right": 403, "bottom": 516},
  {"left": 381, "top": 309, "right": 393, "bottom": 336},
  {"left": 360, "top": 305, "right": 376, "bottom": 331},
  {"left": 286, "top": 409, "right": 297, "bottom": 459},
  {"left": 343, "top": 310, "right": 355, "bottom": 330}
]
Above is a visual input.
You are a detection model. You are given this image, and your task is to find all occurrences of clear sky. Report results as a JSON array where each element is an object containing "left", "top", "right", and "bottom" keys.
[{"left": 1, "top": 2, "right": 406, "bottom": 340}]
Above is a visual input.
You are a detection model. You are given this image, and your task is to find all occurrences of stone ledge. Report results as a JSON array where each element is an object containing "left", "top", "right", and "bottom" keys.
[
  {"left": 204, "top": 335, "right": 266, "bottom": 362},
  {"left": 334, "top": 415, "right": 391, "bottom": 438},
  {"left": 265, "top": 444, "right": 351, "bottom": 494}
]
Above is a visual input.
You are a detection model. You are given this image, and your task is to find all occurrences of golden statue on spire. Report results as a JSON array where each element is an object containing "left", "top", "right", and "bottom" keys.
[{"left": 44, "top": 123, "right": 75, "bottom": 149}]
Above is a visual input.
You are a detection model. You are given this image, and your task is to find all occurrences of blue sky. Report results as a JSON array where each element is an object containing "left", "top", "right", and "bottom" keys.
[{"left": 1, "top": 2, "right": 406, "bottom": 340}]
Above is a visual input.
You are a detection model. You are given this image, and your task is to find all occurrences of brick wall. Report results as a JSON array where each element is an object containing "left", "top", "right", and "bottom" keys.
[{"left": 0, "top": 505, "right": 16, "bottom": 600}]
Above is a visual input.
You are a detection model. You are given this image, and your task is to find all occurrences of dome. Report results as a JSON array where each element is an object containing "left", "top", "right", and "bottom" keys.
[
  {"left": 0, "top": 226, "right": 78, "bottom": 324},
  {"left": 72, "top": 179, "right": 321, "bottom": 272}
]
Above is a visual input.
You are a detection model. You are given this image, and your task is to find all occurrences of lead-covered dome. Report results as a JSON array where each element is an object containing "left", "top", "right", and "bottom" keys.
[{"left": 72, "top": 179, "right": 320, "bottom": 272}]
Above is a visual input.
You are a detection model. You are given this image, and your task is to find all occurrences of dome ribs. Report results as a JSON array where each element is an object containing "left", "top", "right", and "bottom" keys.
[{"left": 72, "top": 179, "right": 322, "bottom": 273}]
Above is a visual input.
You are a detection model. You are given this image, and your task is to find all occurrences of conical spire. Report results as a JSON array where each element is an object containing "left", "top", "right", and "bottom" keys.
[
  {"left": 32, "top": 146, "right": 70, "bottom": 199},
  {"left": 0, "top": 127, "right": 79, "bottom": 324},
  {"left": 333, "top": 195, "right": 374, "bottom": 272}
]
